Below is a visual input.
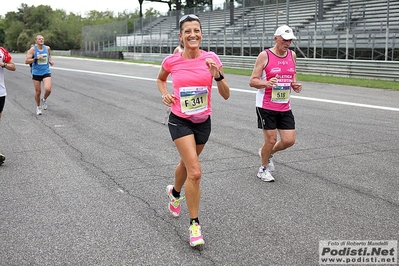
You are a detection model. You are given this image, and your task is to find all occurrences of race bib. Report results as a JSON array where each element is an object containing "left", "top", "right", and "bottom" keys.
[
  {"left": 271, "top": 83, "right": 291, "bottom": 103},
  {"left": 37, "top": 54, "right": 48, "bottom": 65},
  {"left": 179, "top": 86, "right": 208, "bottom": 115}
]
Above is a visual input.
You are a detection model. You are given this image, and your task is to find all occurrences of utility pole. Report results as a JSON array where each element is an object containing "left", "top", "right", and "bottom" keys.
[
  {"left": 385, "top": 0, "right": 390, "bottom": 61},
  {"left": 139, "top": 0, "right": 144, "bottom": 32},
  {"left": 345, "top": 0, "right": 350, "bottom": 59}
]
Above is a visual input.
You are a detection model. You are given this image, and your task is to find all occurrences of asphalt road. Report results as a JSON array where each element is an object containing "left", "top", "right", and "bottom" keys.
[{"left": 1, "top": 54, "right": 398, "bottom": 266}]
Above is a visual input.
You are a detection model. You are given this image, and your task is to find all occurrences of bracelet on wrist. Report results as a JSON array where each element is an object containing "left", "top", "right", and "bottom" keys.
[
  {"left": 214, "top": 71, "right": 224, "bottom": 81},
  {"left": 162, "top": 93, "right": 168, "bottom": 99}
]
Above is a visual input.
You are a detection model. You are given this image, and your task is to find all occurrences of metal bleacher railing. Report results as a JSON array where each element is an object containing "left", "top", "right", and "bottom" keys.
[
  {"left": 75, "top": 0, "right": 399, "bottom": 81},
  {"left": 102, "top": 0, "right": 398, "bottom": 61}
]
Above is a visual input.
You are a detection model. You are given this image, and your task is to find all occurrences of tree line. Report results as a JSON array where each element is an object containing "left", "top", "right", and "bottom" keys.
[
  {"left": 0, "top": 3, "right": 160, "bottom": 52},
  {"left": 0, "top": 1, "right": 265, "bottom": 52}
]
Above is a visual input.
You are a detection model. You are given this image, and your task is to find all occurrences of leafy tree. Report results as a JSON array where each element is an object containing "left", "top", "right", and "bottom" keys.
[
  {"left": 48, "top": 10, "right": 83, "bottom": 50},
  {"left": 116, "top": 9, "right": 141, "bottom": 33},
  {"left": 4, "top": 20, "right": 25, "bottom": 51},
  {"left": 235, "top": 0, "right": 264, "bottom": 7},
  {"left": 23, "top": 5, "right": 54, "bottom": 33},
  {"left": 185, "top": 0, "right": 213, "bottom": 9},
  {"left": 0, "top": 19, "right": 5, "bottom": 46},
  {"left": 164, "top": 0, "right": 221, "bottom": 10},
  {"left": 84, "top": 10, "right": 116, "bottom": 22},
  {"left": 0, "top": 3, "right": 155, "bottom": 51},
  {"left": 16, "top": 29, "right": 34, "bottom": 51}
]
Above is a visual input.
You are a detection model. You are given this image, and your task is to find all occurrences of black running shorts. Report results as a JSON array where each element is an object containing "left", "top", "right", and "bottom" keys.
[
  {"left": 32, "top": 73, "right": 51, "bottom": 81},
  {"left": 168, "top": 112, "right": 211, "bottom": 144},
  {"left": 0, "top": 96, "right": 5, "bottom": 113},
  {"left": 256, "top": 107, "right": 295, "bottom": 130}
]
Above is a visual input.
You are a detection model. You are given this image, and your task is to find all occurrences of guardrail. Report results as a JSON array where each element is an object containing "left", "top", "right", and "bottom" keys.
[
  {"left": 122, "top": 52, "right": 399, "bottom": 82},
  {"left": 218, "top": 56, "right": 399, "bottom": 82},
  {"left": 52, "top": 50, "right": 71, "bottom": 56},
  {"left": 123, "top": 53, "right": 399, "bottom": 81},
  {"left": 53, "top": 50, "right": 399, "bottom": 82}
]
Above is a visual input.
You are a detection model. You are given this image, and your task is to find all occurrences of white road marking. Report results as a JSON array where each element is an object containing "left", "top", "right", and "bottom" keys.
[{"left": 16, "top": 62, "right": 399, "bottom": 112}]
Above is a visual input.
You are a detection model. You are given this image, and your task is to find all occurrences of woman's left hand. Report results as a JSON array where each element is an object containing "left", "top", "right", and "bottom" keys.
[{"left": 205, "top": 58, "right": 219, "bottom": 78}]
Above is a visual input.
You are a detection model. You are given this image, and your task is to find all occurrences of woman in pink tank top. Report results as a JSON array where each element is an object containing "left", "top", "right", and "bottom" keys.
[{"left": 156, "top": 14, "right": 230, "bottom": 247}]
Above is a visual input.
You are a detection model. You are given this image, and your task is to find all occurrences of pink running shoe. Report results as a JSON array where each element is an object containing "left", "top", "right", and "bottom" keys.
[
  {"left": 189, "top": 221, "right": 205, "bottom": 247},
  {"left": 166, "top": 185, "right": 184, "bottom": 217}
]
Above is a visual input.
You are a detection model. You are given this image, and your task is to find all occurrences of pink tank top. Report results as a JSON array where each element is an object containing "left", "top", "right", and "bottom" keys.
[
  {"left": 162, "top": 50, "right": 222, "bottom": 122},
  {"left": 255, "top": 49, "right": 296, "bottom": 112}
]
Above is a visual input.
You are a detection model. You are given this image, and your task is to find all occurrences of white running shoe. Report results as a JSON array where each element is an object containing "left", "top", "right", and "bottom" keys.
[
  {"left": 257, "top": 166, "right": 275, "bottom": 182},
  {"left": 258, "top": 148, "right": 275, "bottom": 172},
  {"left": 36, "top": 106, "right": 43, "bottom": 115},
  {"left": 189, "top": 221, "right": 204, "bottom": 247},
  {"left": 166, "top": 185, "right": 184, "bottom": 217},
  {"left": 268, "top": 154, "right": 275, "bottom": 172},
  {"left": 41, "top": 98, "right": 47, "bottom": 110}
]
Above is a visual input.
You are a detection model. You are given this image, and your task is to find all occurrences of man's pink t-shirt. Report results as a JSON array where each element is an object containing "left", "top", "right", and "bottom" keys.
[
  {"left": 162, "top": 50, "right": 222, "bottom": 122},
  {"left": 255, "top": 49, "right": 296, "bottom": 112}
]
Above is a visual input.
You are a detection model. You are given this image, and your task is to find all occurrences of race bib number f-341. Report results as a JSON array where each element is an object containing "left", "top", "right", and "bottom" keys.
[{"left": 179, "top": 86, "right": 208, "bottom": 115}]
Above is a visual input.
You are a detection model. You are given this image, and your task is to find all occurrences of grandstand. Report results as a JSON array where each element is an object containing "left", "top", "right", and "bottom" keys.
[{"left": 114, "top": 0, "right": 398, "bottom": 60}]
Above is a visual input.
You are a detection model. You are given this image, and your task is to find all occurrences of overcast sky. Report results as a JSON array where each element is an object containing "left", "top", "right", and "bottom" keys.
[
  {"left": 1, "top": 0, "right": 170, "bottom": 16},
  {"left": 1, "top": 0, "right": 227, "bottom": 17}
]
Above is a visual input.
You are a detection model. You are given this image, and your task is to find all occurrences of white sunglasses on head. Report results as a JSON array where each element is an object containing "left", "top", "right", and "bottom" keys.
[{"left": 179, "top": 14, "right": 199, "bottom": 24}]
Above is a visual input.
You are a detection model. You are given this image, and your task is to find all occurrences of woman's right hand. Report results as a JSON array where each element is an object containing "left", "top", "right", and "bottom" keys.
[{"left": 162, "top": 93, "right": 176, "bottom": 107}]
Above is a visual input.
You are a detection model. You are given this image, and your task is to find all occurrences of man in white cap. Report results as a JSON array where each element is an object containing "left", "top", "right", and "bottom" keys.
[{"left": 249, "top": 25, "right": 303, "bottom": 182}]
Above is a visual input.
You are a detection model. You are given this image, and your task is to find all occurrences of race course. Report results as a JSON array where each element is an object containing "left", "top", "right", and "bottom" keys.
[{"left": 1, "top": 54, "right": 398, "bottom": 265}]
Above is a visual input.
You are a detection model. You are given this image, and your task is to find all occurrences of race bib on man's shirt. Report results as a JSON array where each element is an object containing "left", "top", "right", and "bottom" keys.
[
  {"left": 37, "top": 54, "right": 48, "bottom": 65},
  {"left": 179, "top": 86, "right": 208, "bottom": 114},
  {"left": 271, "top": 83, "right": 291, "bottom": 103}
]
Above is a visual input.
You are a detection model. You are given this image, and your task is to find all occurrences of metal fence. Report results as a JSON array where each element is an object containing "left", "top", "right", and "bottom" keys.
[
  {"left": 52, "top": 49, "right": 399, "bottom": 81},
  {"left": 82, "top": 20, "right": 128, "bottom": 52},
  {"left": 79, "top": 0, "right": 398, "bottom": 61},
  {"left": 109, "top": 0, "right": 398, "bottom": 60},
  {"left": 122, "top": 52, "right": 399, "bottom": 82}
]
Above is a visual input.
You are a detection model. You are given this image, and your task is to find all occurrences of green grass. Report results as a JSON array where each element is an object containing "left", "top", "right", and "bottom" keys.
[
  {"left": 59, "top": 56, "right": 399, "bottom": 91},
  {"left": 296, "top": 74, "right": 399, "bottom": 90},
  {"left": 222, "top": 67, "right": 399, "bottom": 91},
  {"left": 124, "top": 60, "right": 398, "bottom": 91}
]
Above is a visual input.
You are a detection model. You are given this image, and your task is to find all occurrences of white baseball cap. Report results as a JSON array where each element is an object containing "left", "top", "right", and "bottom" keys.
[{"left": 274, "top": 25, "right": 297, "bottom": 40}]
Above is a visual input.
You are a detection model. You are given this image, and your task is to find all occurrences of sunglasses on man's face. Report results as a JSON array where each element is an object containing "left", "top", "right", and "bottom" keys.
[{"left": 179, "top": 14, "right": 199, "bottom": 24}]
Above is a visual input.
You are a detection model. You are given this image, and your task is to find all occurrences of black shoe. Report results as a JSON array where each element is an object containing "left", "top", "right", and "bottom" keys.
[{"left": 0, "top": 153, "right": 5, "bottom": 165}]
